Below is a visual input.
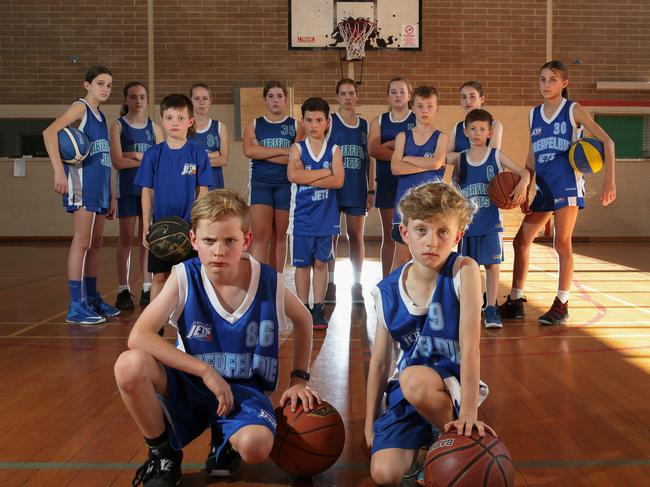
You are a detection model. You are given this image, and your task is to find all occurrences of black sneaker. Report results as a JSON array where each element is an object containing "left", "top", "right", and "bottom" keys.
[
  {"left": 140, "top": 288, "right": 151, "bottom": 305},
  {"left": 498, "top": 295, "right": 527, "bottom": 320},
  {"left": 205, "top": 442, "right": 240, "bottom": 477},
  {"left": 538, "top": 297, "right": 569, "bottom": 325},
  {"left": 311, "top": 303, "right": 328, "bottom": 330},
  {"left": 132, "top": 452, "right": 182, "bottom": 487},
  {"left": 115, "top": 289, "right": 135, "bottom": 310}
]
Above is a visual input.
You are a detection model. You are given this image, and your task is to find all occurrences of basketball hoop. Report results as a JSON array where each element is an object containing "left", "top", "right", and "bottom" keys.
[{"left": 338, "top": 18, "right": 376, "bottom": 61}]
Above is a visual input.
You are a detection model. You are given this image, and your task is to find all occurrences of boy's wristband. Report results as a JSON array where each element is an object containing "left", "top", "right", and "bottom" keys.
[
  {"left": 290, "top": 369, "right": 310, "bottom": 381},
  {"left": 367, "top": 190, "right": 376, "bottom": 195}
]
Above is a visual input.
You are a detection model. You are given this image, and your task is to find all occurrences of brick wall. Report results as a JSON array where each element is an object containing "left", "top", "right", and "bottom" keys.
[{"left": 1, "top": 1, "right": 648, "bottom": 106}]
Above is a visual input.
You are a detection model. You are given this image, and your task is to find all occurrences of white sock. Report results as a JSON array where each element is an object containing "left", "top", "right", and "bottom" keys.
[
  {"left": 353, "top": 271, "right": 361, "bottom": 283},
  {"left": 118, "top": 284, "right": 129, "bottom": 292},
  {"left": 328, "top": 272, "right": 335, "bottom": 284},
  {"left": 142, "top": 282, "right": 152, "bottom": 292},
  {"left": 510, "top": 288, "right": 524, "bottom": 300},
  {"left": 557, "top": 290, "right": 570, "bottom": 304}
]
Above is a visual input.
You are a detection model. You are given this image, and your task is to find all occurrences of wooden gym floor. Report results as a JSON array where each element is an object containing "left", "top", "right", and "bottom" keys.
[{"left": 0, "top": 240, "right": 649, "bottom": 486}]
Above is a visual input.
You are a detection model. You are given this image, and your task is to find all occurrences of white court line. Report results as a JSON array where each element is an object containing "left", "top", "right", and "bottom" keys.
[{"left": 530, "top": 263, "right": 650, "bottom": 316}]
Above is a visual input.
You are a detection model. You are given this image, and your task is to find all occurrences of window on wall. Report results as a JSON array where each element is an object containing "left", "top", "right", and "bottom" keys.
[
  {"left": 0, "top": 119, "right": 53, "bottom": 157},
  {"left": 594, "top": 115, "right": 650, "bottom": 159}
]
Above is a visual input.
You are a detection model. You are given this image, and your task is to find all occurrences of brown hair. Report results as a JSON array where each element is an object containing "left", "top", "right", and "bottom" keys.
[
  {"left": 412, "top": 85, "right": 439, "bottom": 102},
  {"left": 263, "top": 80, "right": 288, "bottom": 98},
  {"left": 398, "top": 182, "right": 475, "bottom": 231},
  {"left": 465, "top": 108, "right": 494, "bottom": 127},
  {"left": 540, "top": 60, "right": 569, "bottom": 98},
  {"left": 459, "top": 80, "right": 484, "bottom": 97},
  {"left": 336, "top": 78, "right": 357, "bottom": 95},
  {"left": 160, "top": 93, "right": 196, "bottom": 136},
  {"left": 120, "top": 81, "right": 147, "bottom": 117},
  {"left": 189, "top": 83, "right": 211, "bottom": 98},
  {"left": 191, "top": 189, "right": 251, "bottom": 233}
]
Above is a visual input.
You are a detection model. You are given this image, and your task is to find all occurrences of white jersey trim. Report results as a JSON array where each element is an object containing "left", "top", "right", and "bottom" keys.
[
  {"left": 263, "top": 115, "right": 289, "bottom": 125},
  {"left": 121, "top": 116, "right": 149, "bottom": 130},
  {"left": 77, "top": 98, "right": 103, "bottom": 122},
  {"left": 195, "top": 118, "right": 213, "bottom": 134},
  {"left": 200, "top": 253, "right": 260, "bottom": 324},
  {"left": 389, "top": 110, "right": 413, "bottom": 124},
  {"left": 540, "top": 97, "right": 567, "bottom": 125},
  {"left": 398, "top": 261, "right": 434, "bottom": 316},
  {"left": 465, "top": 147, "right": 492, "bottom": 167},
  {"left": 333, "top": 111, "right": 360, "bottom": 129},
  {"left": 276, "top": 272, "right": 288, "bottom": 331},
  {"left": 170, "top": 263, "right": 189, "bottom": 348}
]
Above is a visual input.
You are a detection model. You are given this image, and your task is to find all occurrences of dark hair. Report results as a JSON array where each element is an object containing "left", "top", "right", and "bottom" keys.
[
  {"left": 301, "top": 97, "right": 330, "bottom": 118},
  {"left": 465, "top": 108, "right": 493, "bottom": 126},
  {"left": 189, "top": 83, "right": 210, "bottom": 98},
  {"left": 120, "top": 81, "right": 147, "bottom": 117},
  {"left": 160, "top": 93, "right": 195, "bottom": 136},
  {"left": 459, "top": 81, "right": 484, "bottom": 97},
  {"left": 263, "top": 80, "right": 288, "bottom": 98},
  {"left": 412, "top": 85, "right": 439, "bottom": 101},
  {"left": 85, "top": 65, "right": 112, "bottom": 83},
  {"left": 336, "top": 78, "right": 357, "bottom": 94},
  {"left": 387, "top": 77, "right": 413, "bottom": 95},
  {"left": 540, "top": 60, "right": 569, "bottom": 98}
]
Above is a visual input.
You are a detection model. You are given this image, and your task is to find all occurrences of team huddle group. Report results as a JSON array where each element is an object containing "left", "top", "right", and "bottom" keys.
[{"left": 42, "top": 60, "right": 616, "bottom": 486}]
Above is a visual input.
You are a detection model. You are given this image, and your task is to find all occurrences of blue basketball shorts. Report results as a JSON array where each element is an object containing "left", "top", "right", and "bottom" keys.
[
  {"left": 371, "top": 380, "right": 435, "bottom": 454},
  {"left": 531, "top": 164, "right": 585, "bottom": 213},
  {"left": 65, "top": 203, "right": 108, "bottom": 215},
  {"left": 391, "top": 222, "right": 405, "bottom": 244},
  {"left": 209, "top": 167, "right": 225, "bottom": 190},
  {"left": 159, "top": 367, "right": 277, "bottom": 452},
  {"left": 458, "top": 233, "right": 503, "bottom": 265},
  {"left": 339, "top": 205, "right": 367, "bottom": 217},
  {"left": 117, "top": 196, "right": 142, "bottom": 218},
  {"left": 290, "top": 235, "right": 334, "bottom": 267},
  {"left": 249, "top": 180, "right": 291, "bottom": 211},
  {"left": 375, "top": 177, "right": 398, "bottom": 209}
]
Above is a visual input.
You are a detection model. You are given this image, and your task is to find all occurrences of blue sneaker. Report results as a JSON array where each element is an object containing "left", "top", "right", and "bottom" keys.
[
  {"left": 66, "top": 300, "right": 106, "bottom": 325},
  {"left": 484, "top": 305, "right": 503, "bottom": 329},
  {"left": 91, "top": 294, "right": 121, "bottom": 317}
]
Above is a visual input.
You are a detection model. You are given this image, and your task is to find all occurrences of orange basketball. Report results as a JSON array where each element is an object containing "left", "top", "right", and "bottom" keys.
[
  {"left": 424, "top": 431, "right": 514, "bottom": 487},
  {"left": 270, "top": 400, "right": 346, "bottom": 476},
  {"left": 487, "top": 172, "right": 521, "bottom": 210}
]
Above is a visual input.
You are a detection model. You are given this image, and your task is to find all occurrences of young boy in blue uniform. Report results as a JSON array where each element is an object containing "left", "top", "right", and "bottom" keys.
[
  {"left": 390, "top": 86, "right": 447, "bottom": 270},
  {"left": 365, "top": 182, "right": 493, "bottom": 486},
  {"left": 135, "top": 93, "right": 213, "bottom": 302},
  {"left": 287, "top": 97, "right": 344, "bottom": 329},
  {"left": 449, "top": 109, "right": 530, "bottom": 328},
  {"left": 114, "top": 189, "right": 320, "bottom": 487}
]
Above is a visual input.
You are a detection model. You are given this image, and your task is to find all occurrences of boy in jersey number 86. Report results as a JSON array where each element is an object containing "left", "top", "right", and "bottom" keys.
[{"left": 114, "top": 189, "right": 320, "bottom": 487}]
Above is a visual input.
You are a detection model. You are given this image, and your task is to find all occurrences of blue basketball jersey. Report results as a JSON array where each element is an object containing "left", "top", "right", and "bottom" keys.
[
  {"left": 116, "top": 117, "right": 155, "bottom": 198},
  {"left": 63, "top": 99, "right": 111, "bottom": 211},
  {"left": 376, "top": 111, "right": 417, "bottom": 182},
  {"left": 392, "top": 130, "right": 444, "bottom": 225},
  {"left": 287, "top": 139, "right": 340, "bottom": 237},
  {"left": 250, "top": 116, "right": 298, "bottom": 185},
  {"left": 189, "top": 119, "right": 224, "bottom": 189},
  {"left": 372, "top": 261, "right": 435, "bottom": 379},
  {"left": 328, "top": 113, "right": 368, "bottom": 208},
  {"left": 457, "top": 148, "right": 503, "bottom": 236},
  {"left": 530, "top": 99, "right": 582, "bottom": 179},
  {"left": 135, "top": 141, "right": 213, "bottom": 223},
  {"left": 405, "top": 252, "right": 462, "bottom": 380},
  {"left": 171, "top": 255, "right": 283, "bottom": 391}
]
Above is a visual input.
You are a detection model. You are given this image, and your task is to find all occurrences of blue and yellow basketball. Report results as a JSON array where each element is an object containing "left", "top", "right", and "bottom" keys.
[{"left": 569, "top": 137, "right": 604, "bottom": 174}]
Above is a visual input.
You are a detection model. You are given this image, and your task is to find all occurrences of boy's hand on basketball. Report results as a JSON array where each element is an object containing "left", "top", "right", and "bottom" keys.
[
  {"left": 280, "top": 384, "right": 321, "bottom": 413},
  {"left": 202, "top": 369, "right": 234, "bottom": 417},
  {"left": 509, "top": 182, "right": 528, "bottom": 206},
  {"left": 445, "top": 417, "right": 497, "bottom": 438},
  {"left": 53, "top": 171, "right": 68, "bottom": 194},
  {"left": 142, "top": 225, "right": 150, "bottom": 249},
  {"left": 600, "top": 178, "right": 616, "bottom": 206}
]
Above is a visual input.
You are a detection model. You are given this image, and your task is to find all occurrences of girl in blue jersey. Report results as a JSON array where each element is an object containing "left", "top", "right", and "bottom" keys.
[
  {"left": 243, "top": 81, "right": 304, "bottom": 272},
  {"left": 369, "top": 77, "right": 415, "bottom": 277},
  {"left": 110, "top": 81, "right": 163, "bottom": 310},
  {"left": 390, "top": 86, "right": 447, "bottom": 271},
  {"left": 189, "top": 83, "right": 230, "bottom": 189},
  {"left": 446, "top": 81, "right": 503, "bottom": 165},
  {"left": 500, "top": 61, "right": 616, "bottom": 325},
  {"left": 325, "top": 78, "right": 372, "bottom": 304},
  {"left": 115, "top": 190, "right": 320, "bottom": 486},
  {"left": 365, "top": 182, "right": 493, "bottom": 486},
  {"left": 43, "top": 66, "right": 120, "bottom": 324},
  {"left": 449, "top": 109, "right": 530, "bottom": 329}
]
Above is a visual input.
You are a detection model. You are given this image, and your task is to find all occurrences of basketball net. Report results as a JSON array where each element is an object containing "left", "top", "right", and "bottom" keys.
[{"left": 338, "top": 18, "right": 376, "bottom": 61}]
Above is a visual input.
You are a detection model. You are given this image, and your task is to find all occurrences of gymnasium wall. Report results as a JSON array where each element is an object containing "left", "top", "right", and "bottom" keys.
[{"left": 1, "top": 0, "right": 649, "bottom": 238}]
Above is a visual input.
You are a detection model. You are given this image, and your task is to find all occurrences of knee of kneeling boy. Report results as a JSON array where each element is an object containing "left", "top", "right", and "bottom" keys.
[{"left": 234, "top": 430, "right": 274, "bottom": 464}]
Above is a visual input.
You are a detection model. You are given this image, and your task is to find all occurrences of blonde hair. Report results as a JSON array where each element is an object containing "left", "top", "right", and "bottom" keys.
[
  {"left": 398, "top": 182, "right": 475, "bottom": 231},
  {"left": 190, "top": 189, "right": 251, "bottom": 233}
]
